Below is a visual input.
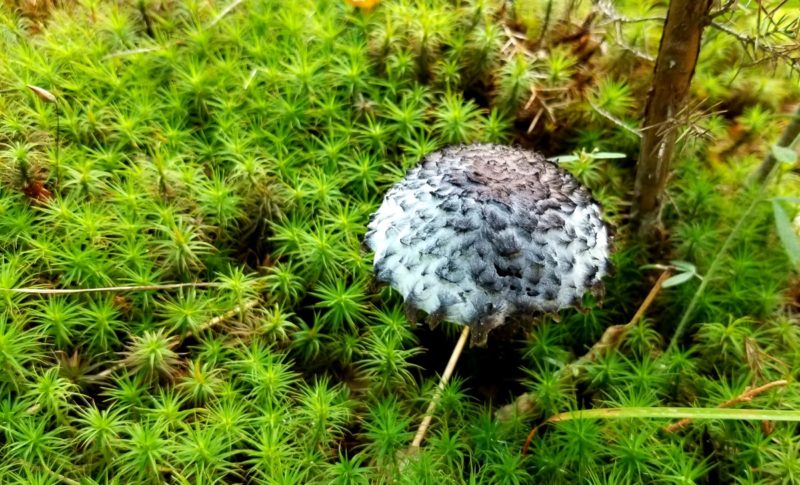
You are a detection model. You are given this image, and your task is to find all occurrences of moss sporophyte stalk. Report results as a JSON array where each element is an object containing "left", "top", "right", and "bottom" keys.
[{"left": 0, "top": 0, "right": 798, "bottom": 483}]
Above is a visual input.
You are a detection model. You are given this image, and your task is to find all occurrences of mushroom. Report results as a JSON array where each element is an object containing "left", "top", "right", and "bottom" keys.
[
  {"left": 365, "top": 143, "right": 611, "bottom": 347},
  {"left": 366, "top": 143, "right": 612, "bottom": 450}
]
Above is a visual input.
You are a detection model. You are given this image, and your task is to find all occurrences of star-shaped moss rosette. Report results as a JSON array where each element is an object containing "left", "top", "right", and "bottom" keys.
[{"left": 366, "top": 144, "right": 611, "bottom": 347}]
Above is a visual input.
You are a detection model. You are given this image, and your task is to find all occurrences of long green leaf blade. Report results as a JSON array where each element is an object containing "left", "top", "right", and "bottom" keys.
[
  {"left": 772, "top": 200, "right": 800, "bottom": 268},
  {"left": 549, "top": 407, "right": 800, "bottom": 423}
]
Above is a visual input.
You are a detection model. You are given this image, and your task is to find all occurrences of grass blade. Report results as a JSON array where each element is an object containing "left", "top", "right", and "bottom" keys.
[
  {"left": 772, "top": 199, "right": 800, "bottom": 268},
  {"left": 546, "top": 407, "right": 800, "bottom": 423}
]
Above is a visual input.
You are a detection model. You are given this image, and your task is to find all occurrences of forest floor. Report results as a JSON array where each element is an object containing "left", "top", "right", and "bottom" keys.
[{"left": 0, "top": 0, "right": 799, "bottom": 483}]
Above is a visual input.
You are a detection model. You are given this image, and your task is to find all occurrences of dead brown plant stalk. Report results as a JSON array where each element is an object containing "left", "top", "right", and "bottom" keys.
[
  {"left": 86, "top": 299, "right": 260, "bottom": 382},
  {"left": 409, "top": 325, "right": 471, "bottom": 450},
  {"left": 496, "top": 269, "right": 673, "bottom": 421}
]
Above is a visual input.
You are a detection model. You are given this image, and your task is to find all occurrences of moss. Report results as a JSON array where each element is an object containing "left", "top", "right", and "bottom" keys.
[{"left": 0, "top": 0, "right": 798, "bottom": 482}]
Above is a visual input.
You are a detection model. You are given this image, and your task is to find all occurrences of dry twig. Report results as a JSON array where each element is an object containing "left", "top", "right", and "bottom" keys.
[
  {"left": 707, "top": 0, "right": 738, "bottom": 20},
  {"left": 103, "top": 46, "right": 164, "bottom": 60},
  {"left": 587, "top": 98, "right": 642, "bottom": 138},
  {"left": 207, "top": 0, "right": 245, "bottom": 29},
  {"left": 496, "top": 270, "right": 673, "bottom": 421},
  {"left": 103, "top": 0, "right": 244, "bottom": 60},
  {"left": 86, "top": 300, "right": 260, "bottom": 381},
  {"left": 709, "top": 21, "right": 800, "bottom": 72},
  {"left": 409, "top": 326, "right": 471, "bottom": 449},
  {"left": 594, "top": 0, "right": 664, "bottom": 26}
]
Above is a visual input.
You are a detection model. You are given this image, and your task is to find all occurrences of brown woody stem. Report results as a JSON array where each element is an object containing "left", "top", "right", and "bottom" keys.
[{"left": 632, "top": 0, "right": 713, "bottom": 234}]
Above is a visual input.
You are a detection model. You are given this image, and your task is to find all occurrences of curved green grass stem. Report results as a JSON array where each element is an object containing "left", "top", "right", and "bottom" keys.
[
  {"left": 524, "top": 405, "right": 800, "bottom": 455},
  {"left": 546, "top": 406, "right": 800, "bottom": 424}
]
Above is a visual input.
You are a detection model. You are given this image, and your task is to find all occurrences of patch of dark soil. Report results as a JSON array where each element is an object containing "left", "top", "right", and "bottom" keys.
[{"left": 410, "top": 321, "right": 530, "bottom": 406}]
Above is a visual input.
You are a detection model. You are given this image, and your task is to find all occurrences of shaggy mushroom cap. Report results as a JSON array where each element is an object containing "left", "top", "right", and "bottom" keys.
[{"left": 365, "top": 144, "right": 611, "bottom": 346}]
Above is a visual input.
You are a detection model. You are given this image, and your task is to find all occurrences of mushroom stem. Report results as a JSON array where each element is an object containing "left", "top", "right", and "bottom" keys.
[{"left": 410, "top": 325, "right": 471, "bottom": 449}]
